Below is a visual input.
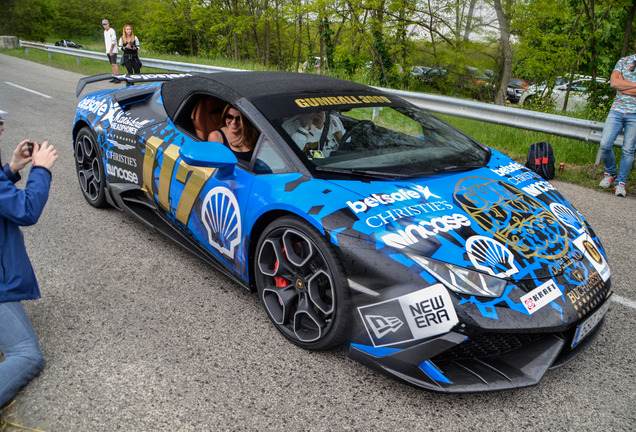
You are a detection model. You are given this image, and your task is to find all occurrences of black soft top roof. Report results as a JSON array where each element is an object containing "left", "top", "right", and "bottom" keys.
[{"left": 160, "top": 71, "right": 382, "bottom": 119}]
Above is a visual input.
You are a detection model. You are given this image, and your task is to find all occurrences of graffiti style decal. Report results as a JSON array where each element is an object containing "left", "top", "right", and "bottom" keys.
[
  {"left": 201, "top": 186, "right": 242, "bottom": 258},
  {"left": 454, "top": 177, "right": 569, "bottom": 260},
  {"left": 548, "top": 250, "right": 585, "bottom": 277}
]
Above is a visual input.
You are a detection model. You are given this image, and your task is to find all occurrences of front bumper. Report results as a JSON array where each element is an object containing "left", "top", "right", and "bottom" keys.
[{"left": 349, "top": 295, "right": 610, "bottom": 393}]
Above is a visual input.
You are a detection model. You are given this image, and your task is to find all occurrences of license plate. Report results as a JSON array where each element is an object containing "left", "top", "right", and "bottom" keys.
[{"left": 571, "top": 295, "right": 611, "bottom": 348}]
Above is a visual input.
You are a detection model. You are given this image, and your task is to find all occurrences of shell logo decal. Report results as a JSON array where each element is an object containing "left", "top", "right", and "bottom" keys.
[
  {"left": 466, "top": 236, "right": 519, "bottom": 278},
  {"left": 202, "top": 186, "right": 242, "bottom": 258}
]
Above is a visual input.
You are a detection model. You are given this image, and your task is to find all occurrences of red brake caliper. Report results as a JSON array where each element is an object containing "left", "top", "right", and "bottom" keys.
[{"left": 273, "top": 247, "right": 290, "bottom": 299}]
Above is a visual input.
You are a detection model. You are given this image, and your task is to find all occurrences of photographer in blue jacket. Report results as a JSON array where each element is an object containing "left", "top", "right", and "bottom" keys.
[{"left": 0, "top": 109, "right": 58, "bottom": 414}]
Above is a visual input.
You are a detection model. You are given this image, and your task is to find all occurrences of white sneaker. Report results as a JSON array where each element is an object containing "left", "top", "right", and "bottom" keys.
[
  {"left": 615, "top": 182, "right": 626, "bottom": 197},
  {"left": 599, "top": 173, "right": 614, "bottom": 188}
]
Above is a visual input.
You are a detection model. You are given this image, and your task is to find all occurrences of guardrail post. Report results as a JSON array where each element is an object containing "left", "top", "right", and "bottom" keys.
[
  {"left": 77, "top": 57, "right": 81, "bottom": 66},
  {"left": 48, "top": 52, "right": 52, "bottom": 60}
]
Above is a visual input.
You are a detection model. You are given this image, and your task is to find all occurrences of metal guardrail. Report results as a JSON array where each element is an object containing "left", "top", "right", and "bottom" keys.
[
  {"left": 20, "top": 41, "right": 244, "bottom": 73},
  {"left": 19, "top": 40, "right": 613, "bottom": 163}
]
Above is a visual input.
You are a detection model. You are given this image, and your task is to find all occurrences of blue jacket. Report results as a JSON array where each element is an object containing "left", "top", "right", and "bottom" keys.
[{"left": 0, "top": 150, "right": 52, "bottom": 303}]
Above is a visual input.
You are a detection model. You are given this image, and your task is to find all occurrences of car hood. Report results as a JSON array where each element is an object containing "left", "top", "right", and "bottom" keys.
[{"left": 325, "top": 150, "right": 607, "bottom": 284}]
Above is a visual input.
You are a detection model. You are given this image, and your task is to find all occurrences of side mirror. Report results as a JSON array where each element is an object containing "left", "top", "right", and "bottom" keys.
[{"left": 179, "top": 140, "right": 237, "bottom": 178}]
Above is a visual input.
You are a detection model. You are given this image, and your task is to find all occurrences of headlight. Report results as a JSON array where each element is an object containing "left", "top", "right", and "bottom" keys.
[{"left": 409, "top": 254, "right": 507, "bottom": 298}]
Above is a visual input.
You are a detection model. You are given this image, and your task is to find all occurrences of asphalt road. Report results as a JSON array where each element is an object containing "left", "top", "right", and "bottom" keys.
[{"left": 0, "top": 53, "right": 634, "bottom": 431}]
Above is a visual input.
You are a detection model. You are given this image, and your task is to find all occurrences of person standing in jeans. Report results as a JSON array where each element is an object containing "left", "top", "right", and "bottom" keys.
[
  {"left": 0, "top": 109, "right": 58, "bottom": 415},
  {"left": 598, "top": 53, "right": 636, "bottom": 197}
]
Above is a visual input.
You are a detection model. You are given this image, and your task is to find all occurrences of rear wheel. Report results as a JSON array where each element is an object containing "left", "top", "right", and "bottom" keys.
[
  {"left": 74, "top": 127, "right": 107, "bottom": 208},
  {"left": 254, "top": 216, "right": 350, "bottom": 350}
]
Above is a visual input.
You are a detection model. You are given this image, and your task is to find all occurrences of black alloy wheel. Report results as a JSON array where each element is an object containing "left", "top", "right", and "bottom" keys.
[
  {"left": 74, "top": 127, "right": 107, "bottom": 208},
  {"left": 254, "top": 216, "right": 350, "bottom": 350}
]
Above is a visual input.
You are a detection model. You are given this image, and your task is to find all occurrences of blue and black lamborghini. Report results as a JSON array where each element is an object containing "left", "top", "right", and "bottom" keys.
[{"left": 72, "top": 71, "right": 612, "bottom": 392}]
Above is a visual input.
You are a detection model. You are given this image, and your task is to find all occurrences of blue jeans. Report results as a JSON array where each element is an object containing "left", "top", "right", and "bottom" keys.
[
  {"left": 599, "top": 110, "right": 636, "bottom": 184},
  {"left": 0, "top": 302, "right": 45, "bottom": 413}
]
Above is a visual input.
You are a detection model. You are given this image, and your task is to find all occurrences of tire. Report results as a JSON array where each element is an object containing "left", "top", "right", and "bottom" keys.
[
  {"left": 74, "top": 127, "right": 108, "bottom": 208},
  {"left": 254, "top": 216, "right": 350, "bottom": 350}
]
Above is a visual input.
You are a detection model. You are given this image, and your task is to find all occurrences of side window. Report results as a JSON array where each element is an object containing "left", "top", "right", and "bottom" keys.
[
  {"left": 253, "top": 136, "right": 290, "bottom": 174},
  {"left": 174, "top": 94, "right": 226, "bottom": 140}
]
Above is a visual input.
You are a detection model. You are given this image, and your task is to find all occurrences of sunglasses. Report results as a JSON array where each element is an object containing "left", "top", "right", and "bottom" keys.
[
  {"left": 225, "top": 113, "right": 241, "bottom": 123},
  {"left": 630, "top": 61, "right": 635, "bottom": 73},
  {"left": 0, "top": 119, "right": 4, "bottom": 126}
]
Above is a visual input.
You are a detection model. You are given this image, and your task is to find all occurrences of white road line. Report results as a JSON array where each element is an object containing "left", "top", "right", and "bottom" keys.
[
  {"left": 4, "top": 81, "right": 52, "bottom": 99},
  {"left": 613, "top": 294, "right": 636, "bottom": 309}
]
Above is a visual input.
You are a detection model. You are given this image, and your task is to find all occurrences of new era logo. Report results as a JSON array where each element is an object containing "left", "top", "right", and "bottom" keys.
[{"left": 364, "top": 315, "right": 404, "bottom": 339}]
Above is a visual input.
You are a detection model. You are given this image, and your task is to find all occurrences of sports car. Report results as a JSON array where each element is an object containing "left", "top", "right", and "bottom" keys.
[{"left": 72, "top": 71, "right": 612, "bottom": 393}]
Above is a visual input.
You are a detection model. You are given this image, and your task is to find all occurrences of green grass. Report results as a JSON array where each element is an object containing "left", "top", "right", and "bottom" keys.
[
  {"left": 440, "top": 115, "right": 632, "bottom": 193},
  {"left": 2, "top": 45, "right": 632, "bottom": 195}
]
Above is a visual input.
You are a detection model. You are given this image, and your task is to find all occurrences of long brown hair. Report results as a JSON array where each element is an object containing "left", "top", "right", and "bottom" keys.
[
  {"left": 221, "top": 104, "right": 259, "bottom": 149},
  {"left": 122, "top": 24, "right": 135, "bottom": 44}
]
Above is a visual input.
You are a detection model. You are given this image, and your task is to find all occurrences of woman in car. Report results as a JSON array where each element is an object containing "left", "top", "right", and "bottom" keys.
[{"left": 208, "top": 105, "right": 259, "bottom": 162}]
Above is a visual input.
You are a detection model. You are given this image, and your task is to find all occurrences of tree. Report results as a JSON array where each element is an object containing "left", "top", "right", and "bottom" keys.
[{"left": 492, "top": 0, "right": 512, "bottom": 105}]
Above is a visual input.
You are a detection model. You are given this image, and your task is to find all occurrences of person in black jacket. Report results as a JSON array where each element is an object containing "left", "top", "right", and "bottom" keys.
[
  {"left": 0, "top": 109, "right": 58, "bottom": 415},
  {"left": 118, "top": 24, "right": 142, "bottom": 75}
]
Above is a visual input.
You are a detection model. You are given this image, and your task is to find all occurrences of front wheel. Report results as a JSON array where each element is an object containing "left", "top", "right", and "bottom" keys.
[
  {"left": 74, "top": 127, "right": 108, "bottom": 208},
  {"left": 254, "top": 216, "right": 350, "bottom": 350}
]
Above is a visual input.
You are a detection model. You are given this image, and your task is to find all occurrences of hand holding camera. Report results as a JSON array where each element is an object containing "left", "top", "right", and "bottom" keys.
[{"left": 32, "top": 141, "right": 58, "bottom": 170}]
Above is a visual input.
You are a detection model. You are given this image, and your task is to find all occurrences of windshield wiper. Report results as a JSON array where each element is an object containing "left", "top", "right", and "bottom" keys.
[
  {"left": 433, "top": 164, "right": 483, "bottom": 174},
  {"left": 315, "top": 166, "right": 410, "bottom": 179}
]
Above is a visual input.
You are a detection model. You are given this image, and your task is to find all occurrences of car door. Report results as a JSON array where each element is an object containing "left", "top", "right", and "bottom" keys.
[{"left": 142, "top": 129, "right": 257, "bottom": 280}]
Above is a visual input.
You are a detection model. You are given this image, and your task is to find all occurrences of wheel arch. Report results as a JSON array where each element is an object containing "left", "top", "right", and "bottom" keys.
[
  {"left": 72, "top": 120, "right": 91, "bottom": 146},
  {"left": 246, "top": 208, "right": 335, "bottom": 291}
]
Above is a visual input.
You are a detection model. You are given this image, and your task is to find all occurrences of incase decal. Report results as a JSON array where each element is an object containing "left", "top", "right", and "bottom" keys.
[
  {"left": 358, "top": 284, "right": 459, "bottom": 347},
  {"left": 381, "top": 214, "right": 471, "bottom": 249},
  {"left": 521, "top": 280, "right": 562, "bottom": 314},
  {"left": 106, "top": 163, "right": 139, "bottom": 184}
]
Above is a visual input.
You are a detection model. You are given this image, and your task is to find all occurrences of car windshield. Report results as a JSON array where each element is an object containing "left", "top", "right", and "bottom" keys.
[{"left": 269, "top": 104, "right": 490, "bottom": 178}]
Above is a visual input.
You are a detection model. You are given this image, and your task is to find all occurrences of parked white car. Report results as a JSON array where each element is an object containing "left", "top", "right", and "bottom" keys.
[{"left": 520, "top": 76, "right": 607, "bottom": 111}]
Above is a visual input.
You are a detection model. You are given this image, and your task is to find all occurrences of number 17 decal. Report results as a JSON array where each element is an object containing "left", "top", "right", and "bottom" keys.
[{"left": 143, "top": 136, "right": 216, "bottom": 226}]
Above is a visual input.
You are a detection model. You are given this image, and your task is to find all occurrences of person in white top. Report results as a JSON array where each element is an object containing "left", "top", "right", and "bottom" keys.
[
  {"left": 102, "top": 19, "right": 119, "bottom": 81},
  {"left": 309, "top": 111, "right": 345, "bottom": 157},
  {"left": 290, "top": 114, "right": 318, "bottom": 156},
  {"left": 287, "top": 112, "right": 345, "bottom": 158}
]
